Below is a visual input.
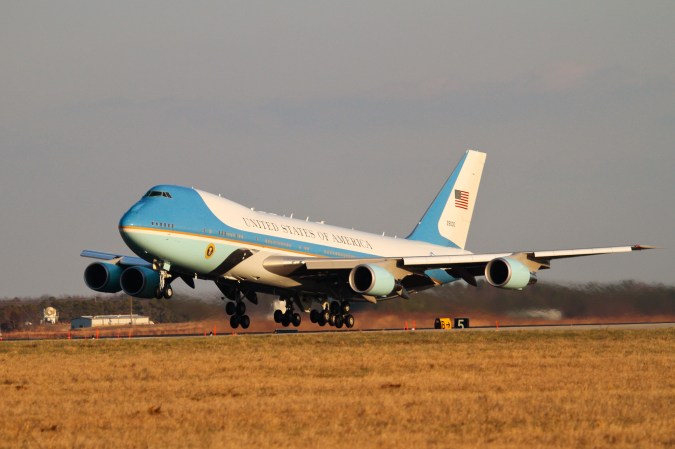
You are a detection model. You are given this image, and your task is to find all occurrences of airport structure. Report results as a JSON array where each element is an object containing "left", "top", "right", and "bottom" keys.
[{"left": 70, "top": 314, "right": 152, "bottom": 329}]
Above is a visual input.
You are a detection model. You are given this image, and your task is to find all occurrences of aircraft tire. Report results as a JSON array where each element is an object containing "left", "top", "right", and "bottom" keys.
[
  {"left": 236, "top": 302, "right": 246, "bottom": 315},
  {"left": 155, "top": 287, "right": 163, "bottom": 299},
  {"left": 341, "top": 302, "right": 350, "bottom": 314},
  {"left": 345, "top": 314, "right": 355, "bottom": 328},
  {"left": 318, "top": 315, "right": 327, "bottom": 327},
  {"left": 321, "top": 310, "right": 330, "bottom": 322},
  {"left": 226, "top": 302, "right": 236, "bottom": 316},
  {"left": 335, "top": 314, "right": 343, "bottom": 328},
  {"left": 240, "top": 315, "right": 250, "bottom": 329},
  {"left": 328, "top": 314, "right": 336, "bottom": 326},
  {"left": 281, "top": 312, "right": 291, "bottom": 327},
  {"left": 273, "top": 309, "right": 283, "bottom": 323},
  {"left": 310, "top": 309, "right": 319, "bottom": 323},
  {"left": 230, "top": 314, "right": 240, "bottom": 329},
  {"left": 329, "top": 301, "right": 340, "bottom": 315},
  {"left": 292, "top": 313, "right": 301, "bottom": 327}
]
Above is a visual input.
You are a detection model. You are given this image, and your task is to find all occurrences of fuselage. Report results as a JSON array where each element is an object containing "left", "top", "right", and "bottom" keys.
[{"left": 118, "top": 185, "right": 470, "bottom": 289}]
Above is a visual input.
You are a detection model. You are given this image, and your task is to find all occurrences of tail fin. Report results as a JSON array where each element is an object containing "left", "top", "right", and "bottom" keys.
[{"left": 407, "top": 149, "right": 486, "bottom": 249}]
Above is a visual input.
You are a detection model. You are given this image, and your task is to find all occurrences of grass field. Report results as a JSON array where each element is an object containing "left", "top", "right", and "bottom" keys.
[{"left": 1, "top": 329, "right": 673, "bottom": 449}]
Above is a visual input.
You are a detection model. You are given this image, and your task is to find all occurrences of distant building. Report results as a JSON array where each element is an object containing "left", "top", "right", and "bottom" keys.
[{"left": 70, "top": 315, "right": 152, "bottom": 329}]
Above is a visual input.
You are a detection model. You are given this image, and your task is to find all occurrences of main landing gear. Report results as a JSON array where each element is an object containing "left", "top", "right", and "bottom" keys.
[
  {"left": 309, "top": 300, "right": 355, "bottom": 329},
  {"left": 274, "top": 296, "right": 302, "bottom": 328},
  {"left": 222, "top": 289, "right": 256, "bottom": 330}
]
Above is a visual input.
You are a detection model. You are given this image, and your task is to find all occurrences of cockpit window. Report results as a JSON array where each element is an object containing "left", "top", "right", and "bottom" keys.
[{"left": 145, "top": 190, "right": 173, "bottom": 198}]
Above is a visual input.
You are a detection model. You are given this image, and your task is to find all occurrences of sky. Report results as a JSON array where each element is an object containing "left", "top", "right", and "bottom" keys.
[{"left": 1, "top": 1, "right": 673, "bottom": 298}]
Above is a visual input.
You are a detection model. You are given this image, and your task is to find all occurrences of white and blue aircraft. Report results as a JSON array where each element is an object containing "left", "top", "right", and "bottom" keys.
[{"left": 82, "top": 150, "right": 652, "bottom": 329}]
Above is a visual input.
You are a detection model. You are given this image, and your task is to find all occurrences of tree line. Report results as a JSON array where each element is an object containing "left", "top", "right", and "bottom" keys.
[
  {"left": 358, "top": 280, "right": 675, "bottom": 319},
  {"left": 1, "top": 281, "right": 673, "bottom": 331}
]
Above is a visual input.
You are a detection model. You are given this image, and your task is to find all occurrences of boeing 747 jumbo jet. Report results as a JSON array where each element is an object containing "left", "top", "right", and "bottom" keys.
[{"left": 82, "top": 150, "right": 652, "bottom": 329}]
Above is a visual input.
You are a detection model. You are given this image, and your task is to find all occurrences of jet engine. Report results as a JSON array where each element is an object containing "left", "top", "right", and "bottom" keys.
[
  {"left": 84, "top": 262, "right": 123, "bottom": 293},
  {"left": 485, "top": 257, "right": 537, "bottom": 290},
  {"left": 349, "top": 264, "right": 396, "bottom": 297},
  {"left": 120, "top": 266, "right": 161, "bottom": 298}
]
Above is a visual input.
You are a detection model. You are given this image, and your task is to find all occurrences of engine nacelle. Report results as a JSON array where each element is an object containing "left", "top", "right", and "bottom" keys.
[
  {"left": 349, "top": 264, "right": 396, "bottom": 297},
  {"left": 485, "top": 257, "right": 537, "bottom": 290},
  {"left": 120, "top": 266, "right": 161, "bottom": 298},
  {"left": 84, "top": 262, "right": 123, "bottom": 293}
]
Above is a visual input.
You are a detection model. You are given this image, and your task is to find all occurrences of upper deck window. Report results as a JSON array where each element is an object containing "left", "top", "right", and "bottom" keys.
[{"left": 145, "top": 190, "right": 172, "bottom": 198}]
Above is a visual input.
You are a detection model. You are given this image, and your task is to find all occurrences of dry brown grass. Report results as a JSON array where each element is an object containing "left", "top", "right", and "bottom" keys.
[{"left": 1, "top": 329, "right": 673, "bottom": 449}]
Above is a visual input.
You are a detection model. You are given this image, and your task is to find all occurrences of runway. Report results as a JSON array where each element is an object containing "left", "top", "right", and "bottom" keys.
[
  {"left": 2, "top": 321, "right": 673, "bottom": 342},
  {"left": 281, "top": 321, "right": 675, "bottom": 335},
  {"left": 429, "top": 321, "right": 675, "bottom": 332}
]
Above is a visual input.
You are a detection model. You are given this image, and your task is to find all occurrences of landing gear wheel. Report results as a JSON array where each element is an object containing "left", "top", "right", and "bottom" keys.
[
  {"left": 318, "top": 315, "right": 327, "bottom": 327},
  {"left": 335, "top": 314, "right": 344, "bottom": 329},
  {"left": 281, "top": 312, "right": 291, "bottom": 327},
  {"left": 310, "top": 309, "right": 319, "bottom": 323},
  {"left": 292, "top": 313, "right": 301, "bottom": 327},
  {"left": 236, "top": 302, "right": 246, "bottom": 315},
  {"left": 230, "top": 314, "right": 240, "bottom": 329},
  {"left": 163, "top": 286, "right": 173, "bottom": 299},
  {"left": 330, "top": 301, "right": 340, "bottom": 315},
  {"left": 341, "top": 302, "right": 350, "bottom": 314},
  {"left": 274, "top": 309, "right": 283, "bottom": 323},
  {"left": 345, "top": 314, "right": 355, "bottom": 328},
  {"left": 225, "top": 302, "right": 236, "bottom": 316},
  {"left": 240, "top": 315, "right": 250, "bottom": 329},
  {"left": 321, "top": 310, "right": 330, "bottom": 323},
  {"left": 329, "top": 314, "right": 336, "bottom": 326},
  {"left": 155, "top": 287, "right": 163, "bottom": 299}
]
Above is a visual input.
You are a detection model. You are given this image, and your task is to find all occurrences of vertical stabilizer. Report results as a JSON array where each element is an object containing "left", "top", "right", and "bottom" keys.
[{"left": 407, "top": 149, "right": 486, "bottom": 249}]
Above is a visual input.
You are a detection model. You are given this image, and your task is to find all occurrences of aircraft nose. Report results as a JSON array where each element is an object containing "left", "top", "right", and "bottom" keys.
[{"left": 119, "top": 203, "right": 144, "bottom": 229}]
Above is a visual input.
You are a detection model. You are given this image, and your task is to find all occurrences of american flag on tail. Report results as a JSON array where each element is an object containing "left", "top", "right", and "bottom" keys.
[{"left": 455, "top": 189, "right": 469, "bottom": 209}]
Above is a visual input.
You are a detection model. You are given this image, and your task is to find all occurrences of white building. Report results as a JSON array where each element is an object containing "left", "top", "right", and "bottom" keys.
[{"left": 70, "top": 315, "right": 152, "bottom": 329}]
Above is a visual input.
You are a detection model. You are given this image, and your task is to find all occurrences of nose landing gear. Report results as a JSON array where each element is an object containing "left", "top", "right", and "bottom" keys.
[{"left": 154, "top": 270, "right": 174, "bottom": 299}]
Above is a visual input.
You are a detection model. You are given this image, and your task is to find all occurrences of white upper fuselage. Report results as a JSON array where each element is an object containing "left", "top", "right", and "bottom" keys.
[{"left": 118, "top": 186, "right": 470, "bottom": 289}]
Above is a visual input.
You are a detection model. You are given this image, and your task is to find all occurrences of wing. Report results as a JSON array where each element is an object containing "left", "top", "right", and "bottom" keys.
[
  {"left": 80, "top": 250, "right": 151, "bottom": 267},
  {"left": 263, "top": 245, "right": 654, "bottom": 295},
  {"left": 402, "top": 245, "right": 654, "bottom": 269},
  {"left": 265, "top": 245, "right": 652, "bottom": 273}
]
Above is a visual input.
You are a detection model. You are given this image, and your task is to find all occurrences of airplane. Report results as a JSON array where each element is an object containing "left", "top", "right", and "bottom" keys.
[{"left": 81, "top": 150, "right": 653, "bottom": 329}]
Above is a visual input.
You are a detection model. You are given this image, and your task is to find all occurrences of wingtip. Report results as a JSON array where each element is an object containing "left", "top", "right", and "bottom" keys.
[{"left": 631, "top": 244, "right": 657, "bottom": 251}]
